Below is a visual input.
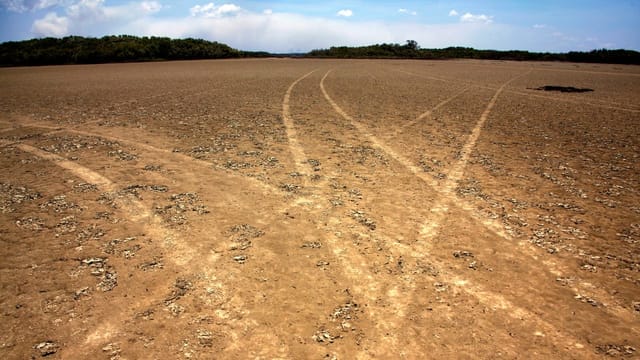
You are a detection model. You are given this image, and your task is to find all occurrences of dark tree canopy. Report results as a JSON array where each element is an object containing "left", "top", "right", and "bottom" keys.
[
  {"left": 1, "top": 36, "right": 638, "bottom": 66},
  {"left": 307, "top": 42, "right": 640, "bottom": 65},
  {"left": 0, "top": 35, "right": 268, "bottom": 66}
]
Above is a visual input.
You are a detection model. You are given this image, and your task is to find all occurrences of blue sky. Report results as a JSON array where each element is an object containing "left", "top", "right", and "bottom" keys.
[{"left": 1, "top": 0, "right": 638, "bottom": 53}]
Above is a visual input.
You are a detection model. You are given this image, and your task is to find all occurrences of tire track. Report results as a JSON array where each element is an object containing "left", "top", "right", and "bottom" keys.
[
  {"left": 281, "top": 70, "right": 410, "bottom": 357},
  {"left": 395, "top": 68, "right": 640, "bottom": 113},
  {"left": 9, "top": 139, "right": 293, "bottom": 357},
  {"left": 319, "top": 68, "right": 605, "bottom": 356},
  {"left": 320, "top": 69, "right": 439, "bottom": 188},
  {"left": 323, "top": 66, "right": 640, "bottom": 343},
  {"left": 505, "top": 89, "right": 640, "bottom": 113},
  {"left": 8, "top": 142, "right": 204, "bottom": 349},
  {"left": 282, "top": 69, "right": 319, "bottom": 181},
  {"left": 394, "top": 67, "right": 640, "bottom": 322},
  {"left": 419, "top": 69, "right": 532, "bottom": 238},
  {"left": 394, "top": 87, "right": 470, "bottom": 136},
  {"left": 0, "top": 120, "right": 281, "bottom": 196}
]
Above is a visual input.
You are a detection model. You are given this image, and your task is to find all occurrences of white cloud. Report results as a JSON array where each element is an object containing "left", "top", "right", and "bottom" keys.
[
  {"left": 1, "top": 0, "right": 67, "bottom": 12},
  {"left": 263, "top": 8, "right": 272, "bottom": 15},
  {"left": 336, "top": 9, "right": 352, "bottom": 17},
  {"left": 533, "top": 24, "right": 546, "bottom": 29},
  {"left": 190, "top": 2, "right": 241, "bottom": 18},
  {"left": 448, "top": 9, "right": 458, "bottom": 17},
  {"left": 460, "top": 12, "right": 493, "bottom": 24},
  {"left": 67, "top": 0, "right": 105, "bottom": 20},
  {"left": 398, "top": 8, "right": 416, "bottom": 16},
  {"left": 30, "top": 0, "right": 164, "bottom": 37},
  {"left": 32, "top": 11, "right": 68, "bottom": 36},
  {"left": 133, "top": 11, "right": 523, "bottom": 53},
  {"left": 24, "top": 3, "right": 593, "bottom": 53},
  {"left": 140, "top": 1, "right": 160, "bottom": 13}
]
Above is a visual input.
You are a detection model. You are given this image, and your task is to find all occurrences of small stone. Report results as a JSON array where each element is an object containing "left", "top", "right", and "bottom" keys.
[
  {"left": 453, "top": 251, "right": 474, "bottom": 258},
  {"left": 34, "top": 341, "right": 59, "bottom": 356},
  {"left": 301, "top": 241, "right": 322, "bottom": 249}
]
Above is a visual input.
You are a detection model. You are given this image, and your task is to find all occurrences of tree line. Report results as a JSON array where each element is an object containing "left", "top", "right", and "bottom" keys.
[
  {"left": 307, "top": 40, "right": 640, "bottom": 65},
  {"left": 0, "top": 35, "right": 269, "bottom": 66},
  {"left": 1, "top": 36, "right": 638, "bottom": 66}
]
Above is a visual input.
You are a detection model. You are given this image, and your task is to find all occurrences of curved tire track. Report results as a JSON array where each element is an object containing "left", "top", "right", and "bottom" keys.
[
  {"left": 319, "top": 67, "right": 611, "bottom": 357},
  {"left": 281, "top": 69, "right": 319, "bottom": 181}
]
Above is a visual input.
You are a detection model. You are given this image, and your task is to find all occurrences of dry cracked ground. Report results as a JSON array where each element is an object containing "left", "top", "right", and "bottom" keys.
[{"left": 0, "top": 59, "right": 639, "bottom": 359}]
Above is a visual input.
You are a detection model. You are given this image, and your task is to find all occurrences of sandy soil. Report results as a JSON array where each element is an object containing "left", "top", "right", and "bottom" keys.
[{"left": 0, "top": 58, "right": 639, "bottom": 359}]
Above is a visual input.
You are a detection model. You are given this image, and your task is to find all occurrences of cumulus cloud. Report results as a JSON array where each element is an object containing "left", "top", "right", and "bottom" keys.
[
  {"left": 1, "top": 0, "right": 67, "bottom": 12},
  {"left": 133, "top": 10, "right": 518, "bottom": 53},
  {"left": 140, "top": 0, "right": 160, "bottom": 13},
  {"left": 460, "top": 12, "right": 493, "bottom": 24},
  {"left": 32, "top": 11, "right": 68, "bottom": 36},
  {"left": 30, "top": 0, "right": 163, "bottom": 37},
  {"left": 27, "top": 2, "right": 564, "bottom": 53},
  {"left": 398, "top": 8, "right": 416, "bottom": 15},
  {"left": 263, "top": 8, "right": 272, "bottom": 15},
  {"left": 448, "top": 9, "right": 458, "bottom": 17},
  {"left": 190, "top": 2, "right": 241, "bottom": 18},
  {"left": 336, "top": 9, "right": 352, "bottom": 17}
]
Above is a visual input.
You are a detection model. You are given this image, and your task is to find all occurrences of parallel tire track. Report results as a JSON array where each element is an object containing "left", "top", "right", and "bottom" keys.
[{"left": 281, "top": 69, "right": 408, "bottom": 357}]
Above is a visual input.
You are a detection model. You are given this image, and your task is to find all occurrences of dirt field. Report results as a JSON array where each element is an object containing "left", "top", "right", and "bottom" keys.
[{"left": 1, "top": 58, "right": 639, "bottom": 359}]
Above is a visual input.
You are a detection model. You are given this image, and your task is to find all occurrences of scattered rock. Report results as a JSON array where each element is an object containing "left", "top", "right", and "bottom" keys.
[
  {"left": 143, "top": 164, "right": 162, "bottom": 171},
  {"left": 227, "top": 224, "right": 264, "bottom": 250},
  {"left": 138, "top": 259, "right": 164, "bottom": 271},
  {"left": 40, "top": 195, "right": 81, "bottom": 213},
  {"left": 595, "top": 344, "right": 636, "bottom": 357},
  {"left": 574, "top": 294, "right": 599, "bottom": 307},
  {"left": 434, "top": 282, "right": 448, "bottom": 292},
  {"left": 108, "top": 149, "right": 138, "bottom": 161},
  {"left": 33, "top": 341, "right": 59, "bottom": 357},
  {"left": 16, "top": 217, "right": 46, "bottom": 231},
  {"left": 196, "top": 329, "right": 214, "bottom": 347},
  {"left": 73, "top": 287, "right": 90, "bottom": 300},
  {"left": 280, "top": 183, "right": 300, "bottom": 193},
  {"left": 1, "top": 183, "right": 42, "bottom": 214},
  {"left": 453, "top": 250, "right": 474, "bottom": 258},
  {"left": 73, "top": 182, "right": 98, "bottom": 193},
  {"left": 97, "top": 271, "right": 118, "bottom": 292},
  {"left": 301, "top": 241, "right": 322, "bottom": 249},
  {"left": 308, "top": 158, "right": 321, "bottom": 171},
  {"left": 102, "top": 342, "right": 121, "bottom": 359},
  {"left": 580, "top": 263, "right": 597, "bottom": 272},
  {"left": 313, "top": 329, "right": 338, "bottom": 344},
  {"left": 351, "top": 210, "right": 376, "bottom": 230},
  {"left": 165, "top": 278, "right": 192, "bottom": 305},
  {"left": 155, "top": 192, "right": 209, "bottom": 225}
]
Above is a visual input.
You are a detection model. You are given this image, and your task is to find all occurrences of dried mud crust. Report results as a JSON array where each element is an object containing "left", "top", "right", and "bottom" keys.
[{"left": 1, "top": 59, "right": 639, "bottom": 359}]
